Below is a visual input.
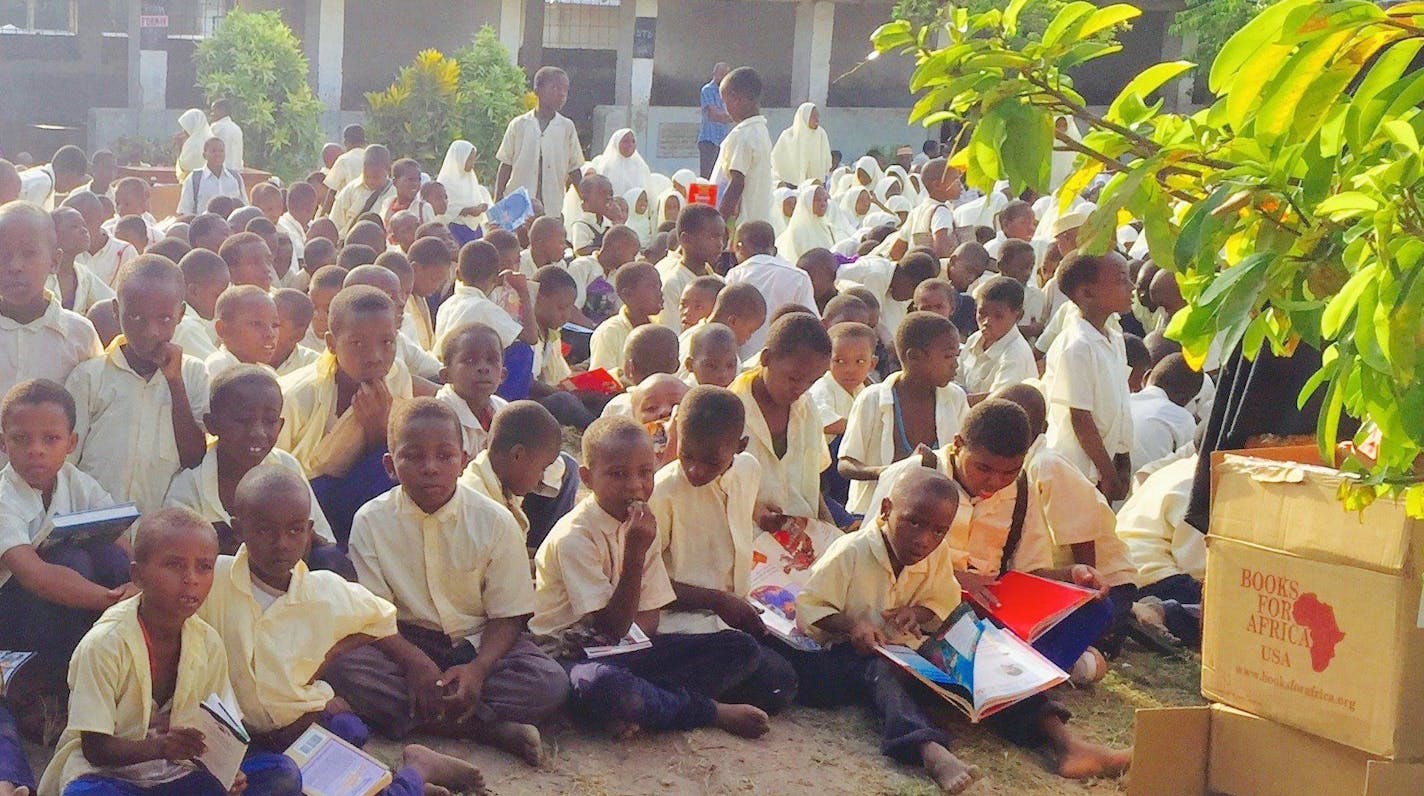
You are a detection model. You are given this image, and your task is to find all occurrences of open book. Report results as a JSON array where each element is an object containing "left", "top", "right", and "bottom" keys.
[
  {"left": 0, "top": 651, "right": 34, "bottom": 698},
  {"left": 746, "top": 518, "right": 842, "bottom": 652},
  {"left": 485, "top": 187, "right": 533, "bottom": 230},
  {"left": 584, "top": 623, "right": 653, "bottom": 658},
  {"left": 284, "top": 723, "right": 393, "bottom": 796},
  {"left": 877, "top": 604, "right": 1068, "bottom": 722},
  {"left": 191, "top": 694, "right": 249, "bottom": 789},
  {"left": 967, "top": 571, "right": 1098, "bottom": 642},
  {"left": 38, "top": 503, "right": 139, "bottom": 553}
]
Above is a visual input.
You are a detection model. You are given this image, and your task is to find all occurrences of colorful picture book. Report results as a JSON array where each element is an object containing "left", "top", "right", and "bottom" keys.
[
  {"left": 746, "top": 517, "right": 841, "bottom": 652},
  {"left": 485, "top": 186, "right": 533, "bottom": 230},
  {"left": 967, "top": 571, "right": 1099, "bottom": 642},
  {"left": 284, "top": 723, "right": 393, "bottom": 796},
  {"left": 583, "top": 623, "right": 653, "bottom": 658}
]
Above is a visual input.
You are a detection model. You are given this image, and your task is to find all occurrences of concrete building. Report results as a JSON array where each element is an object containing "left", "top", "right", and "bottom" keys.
[{"left": 0, "top": 0, "right": 1189, "bottom": 173}]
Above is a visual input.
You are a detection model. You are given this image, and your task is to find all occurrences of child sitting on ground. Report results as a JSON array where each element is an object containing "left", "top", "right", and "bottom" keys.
[
  {"left": 527, "top": 266, "right": 598, "bottom": 431},
  {"left": 433, "top": 240, "right": 537, "bottom": 357},
  {"left": 731, "top": 313, "right": 834, "bottom": 523},
  {"left": 588, "top": 261, "right": 662, "bottom": 372},
  {"left": 164, "top": 366, "right": 350, "bottom": 577},
  {"left": 38, "top": 508, "right": 237, "bottom": 796},
  {"left": 67, "top": 256, "right": 209, "bottom": 513},
  {"left": 650, "top": 386, "right": 799, "bottom": 712},
  {"left": 459, "top": 401, "right": 568, "bottom": 550},
  {"left": 172, "top": 249, "right": 229, "bottom": 362},
  {"left": 840, "top": 312, "right": 967, "bottom": 517},
  {"left": 601, "top": 324, "right": 681, "bottom": 418},
  {"left": 679, "top": 283, "right": 767, "bottom": 370},
  {"left": 1128, "top": 353, "right": 1201, "bottom": 473},
  {"left": 402, "top": 237, "right": 450, "bottom": 351},
  {"left": 48, "top": 207, "right": 113, "bottom": 316},
  {"left": 959, "top": 276, "right": 1038, "bottom": 402},
  {"left": 436, "top": 323, "right": 508, "bottom": 458},
  {"left": 199, "top": 464, "right": 485, "bottom": 796},
  {"left": 530, "top": 417, "right": 772, "bottom": 740},
  {"left": 1115, "top": 452, "right": 1203, "bottom": 646},
  {"left": 655, "top": 204, "right": 725, "bottom": 332},
  {"left": 629, "top": 374, "right": 689, "bottom": 466},
  {"left": 682, "top": 323, "right": 741, "bottom": 388},
  {"left": 301, "top": 265, "right": 348, "bottom": 351},
  {"left": 566, "top": 225, "right": 641, "bottom": 327},
  {"left": 675, "top": 276, "right": 725, "bottom": 341},
  {"left": 277, "top": 286, "right": 414, "bottom": 545},
  {"left": 819, "top": 293, "right": 873, "bottom": 329},
  {"left": 793, "top": 469, "right": 980, "bottom": 795},
  {"left": 341, "top": 265, "right": 441, "bottom": 394},
  {"left": 269, "top": 289, "right": 319, "bottom": 377},
  {"left": 342, "top": 400, "right": 569, "bottom": 763},
  {"left": 834, "top": 248, "right": 940, "bottom": 345},
  {"left": 218, "top": 232, "right": 273, "bottom": 293},
  {"left": 909, "top": 278, "right": 956, "bottom": 321},
  {"left": 204, "top": 286, "right": 279, "bottom": 380},
  {"left": 810, "top": 322, "right": 878, "bottom": 518}
]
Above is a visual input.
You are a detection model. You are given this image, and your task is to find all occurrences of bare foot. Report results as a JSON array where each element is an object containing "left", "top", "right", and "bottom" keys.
[
  {"left": 606, "top": 719, "right": 642, "bottom": 740},
  {"left": 423, "top": 786, "right": 453, "bottom": 796},
  {"left": 473, "top": 719, "right": 544, "bottom": 766},
  {"left": 403, "top": 743, "right": 486, "bottom": 795},
  {"left": 1056, "top": 739, "right": 1131, "bottom": 780},
  {"left": 922, "top": 742, "right": 982, "bottom": 794},
  {"left": 712, "top": 702, "right": 770, "bottom": 738},
  {"left": 0, "top": 784, "right": 31, "bottom": 796}
]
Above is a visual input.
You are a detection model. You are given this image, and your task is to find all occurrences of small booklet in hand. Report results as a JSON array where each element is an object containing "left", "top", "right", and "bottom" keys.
[
  {"left": 284, "top": 723, "right": 393, "bottom": 796},
  {"left": 38, "top": 503, "right": 140, "bottom": 553},
  {"left": 565, "top": 367, "right": 624, "bottom": 395},
  {"left": 192, "top": 694, "right": 249, "bottom": 789},
  {"left": 967, "top": 571, "right": 1098, "bottom": 642},
  {"left": 583, "top": 623, "right": 653, "bottom": 658},
  {"left": 877, "top": 604, "right": 1068, "bottom": 722}
]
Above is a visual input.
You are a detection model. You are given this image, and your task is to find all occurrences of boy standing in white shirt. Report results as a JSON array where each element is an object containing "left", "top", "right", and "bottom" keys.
[{"left": 714, "top": 68, "right": 774, "bottom": 227}]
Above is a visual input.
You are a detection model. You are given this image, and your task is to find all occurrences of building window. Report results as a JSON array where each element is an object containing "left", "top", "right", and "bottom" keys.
[
  {"left": 545, "top": 0, "right": 621, "bottom": 50},
  {"left": 165, "top": 0, "right": 234, "bottom": 39},
  {"left": 0, "top": 0, "right": 76, "bottom": 34}
]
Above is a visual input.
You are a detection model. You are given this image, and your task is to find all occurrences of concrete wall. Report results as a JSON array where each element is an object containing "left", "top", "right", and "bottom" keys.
[
  {"left": 340, "top": 0, "right": 501, "bottom": 110},
  {"left": 827, "top": 1, "right": 913, "bottom": 109},
  {"left": 650, "top": 0, "right": 798, "bottom": 108},
  {"left": 594, "top": 103, "right": 924, "bottom": 175}
]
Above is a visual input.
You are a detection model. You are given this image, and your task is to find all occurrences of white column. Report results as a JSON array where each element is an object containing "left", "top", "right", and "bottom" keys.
[
  {"left": 499, "top": 0, "right": 524, "bottom": 63},
  {"left": 790, "top": 0, "right": 813, "bottom": 104},
  {"left": 631, "top": 0, "right": 657, "bottom": 149},
  {"left": 139, "top": 51, "right": 167, "bottom": 111},
  {"left": 808, "top": 1, "right": 835, "bottom": 108},
  {"left": 316, "top": 0, "right": 345, "bottom": 110}
]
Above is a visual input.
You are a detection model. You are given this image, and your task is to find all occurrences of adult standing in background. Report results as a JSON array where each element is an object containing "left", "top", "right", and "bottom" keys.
[{"left": 698, "top": 62, "right": 733, "bottom": 178}]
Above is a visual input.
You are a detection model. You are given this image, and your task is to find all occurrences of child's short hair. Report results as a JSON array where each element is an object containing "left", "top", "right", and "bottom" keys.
[
  {"left": 415, "top": 221, "right": 449, "bottom": 241},
  {"left": 712, "top": 282, "right": 767, "bottom": 320},
  {"left": 114, "top": 176, "right": 148, "bottom": 203},
  {"left": 457, "top": 240, "right": 501, "bottom": 286},
  {"left": 218, "top": 232, "right": 263, "bottom": 270},
  {"left": 132, "top": 507, "right": 215, "bottom": 563},
  {"left": 234, "top": 463, "right": 309, "bottom": 512},
  {"left": 769, "top": 304, "right": 815, "bottom": 325},
  {"left": 214, "top": 284, "right": 273, "bottom": 322},
  {"left": 178, "top": 248, "right": 229, "bottom": 285},
  {"left": 375, "top": 250, "right": 412, "bottom": 282},
  {"left": 246, "top": 217, "right": 277, "bottom": 238},
  {"left": 961, "top": 398, "right": 1032, "bottom": 458},
  {"left": 843, "top": 285, "right": 881, "bottom": 314},
  {"left": 1057, "top": 251, "right": 1110, "bottom": 299},
  {"left": 388, "top": 396, "right": 463, "bottom": 452},
  {"left": 581, "top": 415, "right": 649, "bottom": 467},
  {"left": 310, "top": 264, "right": 349, "bottom": 295},
  {"left": 624, "top": 324, "right": 681, "bottom": 377},
  {"left": 974, "top": 226, "right": 996, "bottom": 244},
  {"left": 677, "top": 202, "right": 724, "bottom": 238},
  {"left": 736, "top": 220, "right": 775, "bottom": 253},
  {"left": 992, "top": 383, "right": 1047, "bottom": 436},
  {"left": 116, "top": 253, "right": 184, "bottom": 295},
  {"left": 440, "top": 321, "right": 504, "bottom": 365},
  {"left": 408, "top": 236, "right": 451, "bottom": 267},
  {"left": 978, "top": 276, "right": 1024, "bottom": 313},
  {"left": 483, "top": 229, "right": 520, "bottom": 258},
  {"left": 685, "top": 275, "right": 724, "bottom": 304},
  {"left": 721, "top": 66, "right": 763, "bottom": 100},
  {"left": 913, "top": 277, "right": 955, "bottom": 302},
  {"left": 612, "top": 260, "right": 659, "bottom": 296},
  {"left": 533, "top": 65, "right": 569, "bottom": 91},
  {"left": 1, "top": 378, "right": 76, "bottom": 432},
  {"left": 391, "top": 158, "right": 422, "bottom": 181},
  {"left": 210, "top": 365, "right": 281, "bottom": 413},
  {"left": 287, "top": 180, "right": 316, "bottom": 208},
  {"left": 678, "top": 385, "right": 745, "bottom": 443},
  {"left": 327, "top": 285, "right": 395, "bottom": 336},
  {"left": 602, "top": 224, "right": 640, "bottom": 252},
  {"left": 1144, "top": 330, "right": 1181, "bottom": 364},
  {"left": 1124, "top": 333, "right": 1150, "bottom": 371},
  {"left": 829, "top": 321, "right": 878, "bottom": 350},
  {"left": 1150, "top": 353, "right": 1205, "bottom": 402},
  {"left": 147, "top": 237, "right": 192, "bottom": 264},
  {"left": 489, "top": 400, "right": 562, "bottom": 455},
  {"left": 535, "top": 264, "right": 577, "bottom": 297},
  {"left": 272, "top": 288, "right": 315, "bottom": 327},
  {"left": 303, "top": 237, "right": 337, "bottom": 267},
  {"left": 952, "top": 241, "right": 992, "bottom": 270},
  {"left": 188, "top": 213, "right": 228, "bottom": 245},
  {"left": 822, "top": 293, "right": 870, "bottom": 326},
  {"left": 999, "top": 239, "right": 1035, "bottom": 269},
  {"left": 206, "top": 195, "right": 242, "bottom": 219},
  {"left": 115, "top": 215, "right": 149, "bottom": 241},
  {"left": 764, "top": 312, "right": 832, "bottom": 359},
  {"left": 896, "top": 250, "right": 940, "bottom": 284},
  {"left": 688, "top": 322, "right": 737, "bottom": 358},
  {"left": 997, "top": 200, "right": 1034, "bottom": 228},
  {"left": 895, "top": 311, "right": 957, "bottom": 359},
  {"left": 338, "top": 243, "right": 378, "bottom": 270}
]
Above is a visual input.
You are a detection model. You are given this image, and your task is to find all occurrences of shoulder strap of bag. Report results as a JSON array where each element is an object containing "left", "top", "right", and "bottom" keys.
[{"left": 998, "top": 471, "right": 1031, "bottom": 576}]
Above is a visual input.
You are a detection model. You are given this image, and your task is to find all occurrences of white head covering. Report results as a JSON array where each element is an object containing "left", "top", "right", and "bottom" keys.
[
  {"left": 655, "top": 188, "right": 684, "bottom": 228},
  {"left": 771, "top": 103, "right": 833, "bottom": 187},
  {"left": 176, "top": 108, "right": 212, "bottom": 179},
  {"left": 594, "top": 129, "right": 652, "bottom": 197},
  {"left": 771, "top": 186, "right": 797, "bottom": 235},
  {"left": 829, "top": 166, "right": 852, "bottom": 197},
  {"left": 853, "top": 156, "right": 883, "bottom": 189},
  {"left": 1050, "top": 115, "right": 1084, "bottom": 192},
  {"left": 670, "top": 169, "right": 698, "bottom": 198},
  {"left": 437, "top": 139, "right": 493, "bottom": 219},
  {"left": 775, "top": 184, "right": 836, "bottom": 261},
  {"left": 887, "top": 195, "right": 915, "bottom": 222},
  {"left": 623, "top": 187, "right": 654, "bottom": 244},
  {"left": 645, "top": 173, "right": 672, "bottom": 204}
]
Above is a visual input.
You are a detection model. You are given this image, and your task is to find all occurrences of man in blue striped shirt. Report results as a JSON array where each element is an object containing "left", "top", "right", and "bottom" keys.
[{"left": 698, "top": 62, "right": 734, "bottom": 178}]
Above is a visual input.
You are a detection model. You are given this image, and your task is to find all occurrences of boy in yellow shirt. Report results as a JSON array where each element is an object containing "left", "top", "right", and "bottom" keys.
[
  {"left": 268, "top": 290, "right": 319, "bottom": 378},
  {"left": 203, "top": 286, "right": 278, "bottom": 380},
  {"left": 531, "top": 417, "right": 770, "bottom": 740},
  {"left": 200, "top": 464, "right": 483, "bottom": 796},
  {"left": 342, "top": 400, "right": 568, "bottom": 764},
  {"left": 458, "top": 401, "right": 567, "bottom": 550},
  {"left": 436, "top": 324, "right": 508, "bottom": 459},
  {"left": 587, "top": 261, "right": 662, "bottom": 372},
  {"left": 682, "top": 323, "right": 740, "bottom": 388},
  {"left": 810, "top": 320, "right": 877, "bottom": 526},
  {"left": 650, "top": 386, "right": 798, "bottom": 712},
  {"left": 171, "top": 249, "right": 229, "bottom": 363},
  {"left": 67, "top": 256, "right": 209, "bottom": 513}
]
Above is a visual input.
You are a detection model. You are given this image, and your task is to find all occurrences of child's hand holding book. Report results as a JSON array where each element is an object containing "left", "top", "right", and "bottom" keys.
[
  {"left": 955, "top": 570, "right": 1000, "bottom": 608},
  {"left": 850, "top": 619, "right": 888, "bottom": 656},
  {"left": 716, "top": 593, "right": 767, "bottom": 636},
  {"left": 155, "top": 725, "right": 207, "bottom": 763},
  {"left": 1068, "top": 564, "right": 1108, "bottom": 597},
  {"left": 882, "top": 605, "right": 934, "bottom": 639}
]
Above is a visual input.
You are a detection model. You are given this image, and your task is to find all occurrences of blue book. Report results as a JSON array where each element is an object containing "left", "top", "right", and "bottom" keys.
[{"left": 485, "top": 187, "right": 533, "bottom": 230}]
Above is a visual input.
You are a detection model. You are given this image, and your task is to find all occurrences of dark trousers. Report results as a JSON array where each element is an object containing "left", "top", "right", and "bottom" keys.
[
  {"left": 564, "top": 630, "right": 760, "bottom": 732},
  {"left": 310, "top": 447, "right": 397, "bottom": 547},
  {"left": 0, "top": 705, "right": 34, "bottom": 790},
  {"left": 1140, "top": 573, "right": 1203, "bottom": 645},
  {"left": 698, "top": 141, "right": 720, "bottom": 179},
  {"left": 1032, "top": 595, "right": 1115, "bottom": 672},
  {"left": 64, "top": 771, "right": 227, "bottom": 795},
  {"left": 0, "top": 541, "right": 129, "bottom": 680},
  {"left": 719, "top": 639, "right": 799, "bottom": 714},
  {"left": 820, "top": 433, "right": 858, "bottom": 528},
  {"left": 1098, "top": 583, "right": 1140, "bottom": 657}
]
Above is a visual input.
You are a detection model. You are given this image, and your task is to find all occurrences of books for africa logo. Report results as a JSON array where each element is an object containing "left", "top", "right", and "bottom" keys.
[{"left": 1242, "top": 568, "right": 1345, "bottom": 672}]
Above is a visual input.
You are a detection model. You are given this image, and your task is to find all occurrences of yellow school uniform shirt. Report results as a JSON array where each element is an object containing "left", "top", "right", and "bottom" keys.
[
  {"left": 349, "top": 484, "right": 535, "bottom": 646},
  {"left": 533, "top": 327, "right": 572, "bottom": 385},
  {"left": 163, "top": 443, "right": 336, "bottom": 544},
  {"left": 530, "top": 495, "right": 677, "bottom": 638},
  {"left": 199, "top": 547, "right": 397, "bottom": 733},
  {"left": 806, "top": 372, "right": 861, "bottom": 440},
  {"left": 276, "top": 350, "right": 413, "bottom": 477},
  {"left": 653, "top": 251, "right": 714, "bottom": 332},
  {"left": 0, "top": 291, "right": 102, "bottom": 402},
  {"left": 38, "top": 597, "right": 236, "bottom": 796},
  {"left": 730, "top": 367, "right": 830, "bottom": 518},
  {"left": 172, "top": 310, "right": 219, "bottom": 361},
  {"left": 403, "top": 293, "right": 435, "bottom": 351},
  {"left": 46, "top": 262, "right": 115, "bottom": 316},
  {"left": 1025, "top": 437, "right": 1138, "bottom": 588},
  {"left": 434, "top": 384, "right": 508, "bottom": 459},
  {"left": 432, "top": 284, "right": 523, "bottom": 354},
  {"left": 839, "top": 372, "right": 970, "bottom": 515},
  {"left": 797, "top": 517, "right": 962, "bottom": 648},
  {"left": 0, "top": 462, "right": 114, "bottom": 588},
  {"left": 1115, "top": 454, "right": 1203, "bottom": 588},
  {"left": 587, "top": 308, "right": 636, "bottom": 372},
  {"left": 458, "top": 450, "right": 530, "bottom": 536},
  {"left": 649, "top": 453, "right": 761, "bottom": 634},
  {"left": 272, "top": 343, "right": 320, "bottom": 378},
  {"left": 66, "top": 336, "right": 210, "bottom": 513}
]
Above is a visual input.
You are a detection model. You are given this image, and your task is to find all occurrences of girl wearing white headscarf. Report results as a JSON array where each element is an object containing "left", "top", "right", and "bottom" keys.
[
  {"left": 436, "top": 139, "right": 493, "bottom": 220},
  {"left": 829, "top": 166, "right": 852, "bottom": 198},
  {"left": 654, "top": 168, "right": 697, "bottom": 229},
  {"left": 852, "top": 156, "right": 883, "bottom": 190},
  {"left": 623, "top": 187, "right": 654, "bottom": 243},
  {"left": 594, "top": 129, "right": 652, "bottom": 196},
  {"left": 771, "top": 186, "right": 797, "bottom": 235},
  {"left": 886, "top": 195, "right": 915, "bottom": 226},
  {"left": 175, "top": 108, "right": 212, "bottom": 181},
  {"left": 776, "top": 184, "right": 837, "bottom": 261},
  {"left": 771, "top": 103, "right": 833, "bottom": 187},
  {"left": 838, "top": 186, "right": 874, "bottom": 233}
]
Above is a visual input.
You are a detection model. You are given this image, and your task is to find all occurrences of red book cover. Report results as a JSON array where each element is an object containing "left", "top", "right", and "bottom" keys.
[
  {"left": 968, "top": 571, "right": 1098, "bottom": 642},
  {"left": 566, "top": 368, "right": 623, "bottom": 395},
  {"left": 687, "top": 182, "right": 718, "bottom": 207}
]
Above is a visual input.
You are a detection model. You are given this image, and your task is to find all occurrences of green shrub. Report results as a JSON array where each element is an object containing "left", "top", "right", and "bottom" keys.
[
  {"left": 365, "top": 49, "right": 463, "bottom": 173},
  {"left": 195, "top": 8, "right": 322, "bottom": 182},
  {"left": 450, "top": 27, "right": 532, "bottom": 183}
]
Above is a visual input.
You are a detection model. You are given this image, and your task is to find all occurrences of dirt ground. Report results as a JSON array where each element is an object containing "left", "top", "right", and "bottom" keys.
[{"left": 24, "top": 648, "right": 1197, "bottom": 796}]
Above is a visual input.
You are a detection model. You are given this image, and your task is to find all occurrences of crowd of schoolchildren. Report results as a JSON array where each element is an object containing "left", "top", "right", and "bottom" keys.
[{"left": 0, "top": 63, "right": 1213, "bottom": 796}]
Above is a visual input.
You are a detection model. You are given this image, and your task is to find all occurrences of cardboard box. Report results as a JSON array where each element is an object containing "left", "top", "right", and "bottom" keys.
[
  {"left": 1130, "top": 704, "right": 1424, "bottom": 796},
  {"left": 1203, "top": 454, "right": 1424, "bottom": 759}
]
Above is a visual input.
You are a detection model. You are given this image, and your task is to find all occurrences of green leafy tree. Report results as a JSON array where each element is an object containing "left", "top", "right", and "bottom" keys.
[
  {"left": 450, "top": 26, "right": 532, "bottom": 183},
  {"left": 1170, "top": 0, "right": 1269, "bottom": 84},
  {"left": 894, "top": 0, "right": 1072, "bottom": 37},
  {"left": 195, "top": 8, "right": 321, "bottom": 182},
  {"left": 875, "top": 0, "right": 1424, "bottom": 511}
]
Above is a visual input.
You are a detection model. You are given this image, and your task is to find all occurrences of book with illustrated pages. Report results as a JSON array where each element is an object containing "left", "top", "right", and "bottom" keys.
[
  {"left": 192, "top": 693, "right": 249, "bottom": 789},
  {"left": 877, "top": 604, "right": 1068, "bottom": 722},
  {"left": 583, "top": 623, "right": 653, "bottom": 658},
  {"left": 746, "top": 517, "right": 842, "bottom": 652},
  {"left": 967, "top": 571, "right": 1099, "bottom": 642},
  {"left": 37, "top": 503, "right": 139, "bottom": 553},
  {"left": 0, "top": 651, "right": 34, "bottom": 698},
  {"left": 485, "top": 186, "right": 533, "bottom": 230},
  {"left": 284, "top": 723, "right": 392, "bottom": 796}
]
